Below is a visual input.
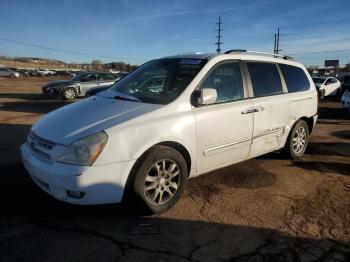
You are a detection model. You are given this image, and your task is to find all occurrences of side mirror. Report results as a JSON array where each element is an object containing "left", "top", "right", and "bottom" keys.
[{"left": 192, "top": 88, "right": 217, "bottom": 106}]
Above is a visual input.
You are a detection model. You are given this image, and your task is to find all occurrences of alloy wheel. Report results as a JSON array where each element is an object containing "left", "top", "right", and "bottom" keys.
[
  {"left": 65, "top": 89, "right": 76, "bottom": 100},
  {"left": 292, "top": 126, "right": 307, "bottom": 154},
  {"left": 143, "top": 159, "right": 180, "bottom": 205}
]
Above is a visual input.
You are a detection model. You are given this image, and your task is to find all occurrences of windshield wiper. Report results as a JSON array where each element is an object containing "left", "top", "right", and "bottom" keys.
[
  {"left": 114, "top": 95, "right": 141, "bottom": 102},
  {"left": 112, "top": 91, "right": 142, "bottom": 102}
]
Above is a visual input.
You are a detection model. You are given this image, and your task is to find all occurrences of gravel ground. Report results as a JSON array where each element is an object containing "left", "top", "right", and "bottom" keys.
[{"left": 0, "top": 77, "right": 349, "bottom": 262}]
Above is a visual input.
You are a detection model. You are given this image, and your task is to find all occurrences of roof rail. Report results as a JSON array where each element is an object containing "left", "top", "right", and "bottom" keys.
[
  {"left": 177, "top": 52, "right": 204, "bottom": 55},
  {"left": 224, "top": 49, "right": 294, "bottom": 60}
]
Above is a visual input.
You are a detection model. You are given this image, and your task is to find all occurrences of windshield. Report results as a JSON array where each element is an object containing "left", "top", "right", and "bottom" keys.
[
  {"left": 109, "top": 58, "right": 206, "bottom": 104},
  {"left": 312, "top": 77, "right": 325, "bottom": 84}
]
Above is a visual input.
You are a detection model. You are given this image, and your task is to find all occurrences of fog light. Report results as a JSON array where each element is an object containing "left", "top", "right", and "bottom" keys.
[{"left": 66, "top": 190, "right": 85, "bottom": 199}]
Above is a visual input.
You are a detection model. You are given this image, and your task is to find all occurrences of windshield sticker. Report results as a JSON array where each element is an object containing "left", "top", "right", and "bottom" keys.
[{"left": 179, "top": 59, "right": 202, "bottom": 65}]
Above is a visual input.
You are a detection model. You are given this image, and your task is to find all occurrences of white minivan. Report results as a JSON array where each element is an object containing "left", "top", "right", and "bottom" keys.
[{"left": 21, "top": 50, "right": 318, "bottom": 213}]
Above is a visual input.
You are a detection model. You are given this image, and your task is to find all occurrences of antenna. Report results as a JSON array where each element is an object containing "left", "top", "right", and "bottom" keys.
[{"left": 215, "top": 16, "right": 223, "bottom": 54}]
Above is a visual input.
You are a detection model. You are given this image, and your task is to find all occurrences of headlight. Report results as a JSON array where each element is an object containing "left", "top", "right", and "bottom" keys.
[{"left": 57, "top": 132, "right": 108, "bottom": 166}]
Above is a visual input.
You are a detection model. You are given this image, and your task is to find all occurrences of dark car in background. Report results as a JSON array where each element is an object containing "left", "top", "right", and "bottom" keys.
[
  {"left": 42, "top": 72, "right": 120, "bottom": 100},
  {"left": 85, "top": 72, "right": 129, "bottom": 97},
  {"left": 341, "top": 75, "right": 350, "bottom": 96}
]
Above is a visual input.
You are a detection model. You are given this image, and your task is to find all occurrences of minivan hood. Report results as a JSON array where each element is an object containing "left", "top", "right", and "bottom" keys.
[{"left": 32, "top": 96, "right": 162, "bottom": 145}]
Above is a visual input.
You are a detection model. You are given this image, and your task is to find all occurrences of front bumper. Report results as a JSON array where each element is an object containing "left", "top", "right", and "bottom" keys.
[{"left": 20, "top": 142, "right": 135, "bottom": 205}]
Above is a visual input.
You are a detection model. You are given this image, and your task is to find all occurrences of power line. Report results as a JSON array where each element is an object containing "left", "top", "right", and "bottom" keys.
[{"left": 0, "top": 37, "right": 121, "bottom": 60}]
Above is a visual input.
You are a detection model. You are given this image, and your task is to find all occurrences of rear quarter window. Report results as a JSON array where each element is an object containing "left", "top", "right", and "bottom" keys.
[{"left": 279, "top": 64, "right": 310, "bottom": 93}]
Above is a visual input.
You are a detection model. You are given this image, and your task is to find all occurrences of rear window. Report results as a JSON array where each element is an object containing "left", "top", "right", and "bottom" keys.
[
  {"left": 279, "top": 64, "right": 310, "bottom": 93},
  {"left": 247, "top": 62, "right": 283, "bottom": 97}
]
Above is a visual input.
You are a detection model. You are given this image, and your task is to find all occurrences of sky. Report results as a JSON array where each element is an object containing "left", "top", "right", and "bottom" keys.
[{"left": 0, "top": 0, "right": 350, "bottom": 66}]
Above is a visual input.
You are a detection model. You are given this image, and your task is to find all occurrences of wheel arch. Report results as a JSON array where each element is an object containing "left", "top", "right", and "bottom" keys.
[
  {"left": 122, "top": 141, "right": 192, "bottom": 202},
  {"left": 299, "top": 116, "right": 314, "bottom": 135},
  {"left": 155, "top": 141, "right": 192, "bottom": 173},
  {"left": 283, "top": 116, "right": 314, "bottom": 148}
]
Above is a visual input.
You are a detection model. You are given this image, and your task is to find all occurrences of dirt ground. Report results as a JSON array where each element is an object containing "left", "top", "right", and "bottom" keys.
[{"left": 0, "top": 77, "right": 349, "bottom": 262}]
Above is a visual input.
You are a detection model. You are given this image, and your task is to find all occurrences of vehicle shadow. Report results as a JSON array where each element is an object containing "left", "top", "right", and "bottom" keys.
[
  {"left": 0, "top": 124, "right": 31, "bottom": 166},
  {"left": 0, "top": 100, "right": 73, "bottom": 114},
  {"left": 306, "top": 142, "right": 350, "bottom": 157},
  {"left": 331, "top": 130, "right": 350, "bottom": 140},
  {"left": 318, "top": 103, "right": 348, "bottom": 120},
  {"left": 292, "top": 160, "right": 350, "bottom": 176},
  {"left": 0, "top": 93, "right": 47, "bottom": 100},
  {"left": 0, "top": 164, "right": 349, "bottom": 261}
]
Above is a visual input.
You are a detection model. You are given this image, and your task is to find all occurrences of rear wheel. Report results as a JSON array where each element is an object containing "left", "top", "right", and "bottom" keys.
[
  {"left": 283, "top": 120, "right": 309, "bottom": 159},
  {"left": 127, "top": 145, "right": 188, "bottom": 214},
  {"left": 63, "top": 88, "right": 77, "bottom": 100}
]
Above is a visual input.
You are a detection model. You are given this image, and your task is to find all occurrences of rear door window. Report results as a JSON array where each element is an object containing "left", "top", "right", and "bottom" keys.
[
  {"left": 279, "top": 64, "right": 310, "bottom": 93},
  {"left": 247, "top": 62, "right": 282, "bottom": 97}
]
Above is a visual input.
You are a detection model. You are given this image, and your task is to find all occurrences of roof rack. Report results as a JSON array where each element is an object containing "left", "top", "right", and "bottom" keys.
[
  {"left": 224, "top": 49, "right": 294, "bottom": 60},
  {"left": 177, "top": 52, "right": 204, "bottom": 55}
]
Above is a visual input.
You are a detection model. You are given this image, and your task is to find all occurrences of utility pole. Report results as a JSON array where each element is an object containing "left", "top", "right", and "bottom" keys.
[
  {"left": 274, "top": 33, "right": 277, "bottom": 54},
  {"left": 215, "top": 16, "right": 223, "bottom": 54}
]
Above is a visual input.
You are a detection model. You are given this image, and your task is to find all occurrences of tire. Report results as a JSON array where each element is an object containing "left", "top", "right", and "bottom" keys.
[
  {"left": 319, "top": 89, "right": 325, "bottom": 99},
  {"left": 283, "top": 120, "right": 309, "bottom": 159},
  {"left": 126, "top": 145, "right": 188, "bottom": 214},
  {"left": 63, "top": 88, "right": 77, "bottom": 100},
  {"left": 10, "top": 74, "right": 15, "bottom": 78}
]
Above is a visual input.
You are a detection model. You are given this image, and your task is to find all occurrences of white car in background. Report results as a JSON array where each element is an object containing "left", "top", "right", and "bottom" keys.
[
  {"left": 0, "top": 67, "right": 20, "bottom": 78},
  {"left": 312, "top": 77, "right": 341, "bottom": 99},
  {"left": 21, "top": 50, "right": 318, "bottom": 214},
  {"left": 37, "top": 69, "right": 55, "bottom": 76}
]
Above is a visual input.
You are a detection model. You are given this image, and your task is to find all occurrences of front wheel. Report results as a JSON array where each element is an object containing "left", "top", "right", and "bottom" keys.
[
  {"left": 283, "top": 120, "right": 309, "bottom": 159},
  {"left": 63, "top": 88, "right": 77, "bottom": 100},
  {"left": 127, "top": 145, "right": 188, "bottom": 214},
  {"left": 319, "top": 89, "right": 326, "bottom": 99}
]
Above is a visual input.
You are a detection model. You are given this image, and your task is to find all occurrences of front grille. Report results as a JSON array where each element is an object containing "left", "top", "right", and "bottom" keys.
[
  {"left": 28, "top": 132, "right": 56, "bottom": 162},
  {"left": 29, "top": 132, "right": 56, "bottom": 150}
]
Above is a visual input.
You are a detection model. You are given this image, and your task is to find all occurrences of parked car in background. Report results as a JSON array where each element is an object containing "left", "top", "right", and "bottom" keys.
[
  {"left": 36, "top": 69, "right": 55, "bottom": 76},
  {"left": 22, "top": 50, "right": 318, "bottom": 214},
  {"left": 42, "top": 72, "right": 119, "bottom": 99},
  {"left": 0, "top": 67, "right": 20, "bottom": 78},
  {"left": 85, "top": 72, "right": 128, "bottom": 97},
  {"left": 312, "top": 77, "right": 341, "bottom": 99},
  {"left": 341, "top": 75, "right": 350, "bottom": 96},
  {"left": 54, "top": 70, "right": 74, "bottom": 77},
  {"left": 341, "top": 90, "right": 350, "bottom": 114},
  {"left": 17, "top": 69, "right": 31, "bottom": 77}
]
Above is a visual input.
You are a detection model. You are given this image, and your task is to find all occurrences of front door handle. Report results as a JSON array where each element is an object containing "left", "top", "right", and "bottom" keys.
[
  {"left": 241, "top": 106, "right": 265, "bottom": 114},
  {"left": 241, "top": 108, "right": 256, "bottom": 114},
  {"left": 255, "top": 106, "right": 265, "bottom": 112}
]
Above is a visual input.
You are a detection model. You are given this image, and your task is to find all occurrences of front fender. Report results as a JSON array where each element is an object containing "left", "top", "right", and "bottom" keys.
[{"left": 95, "top": 111, "right": 197, "bottom": 172}]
